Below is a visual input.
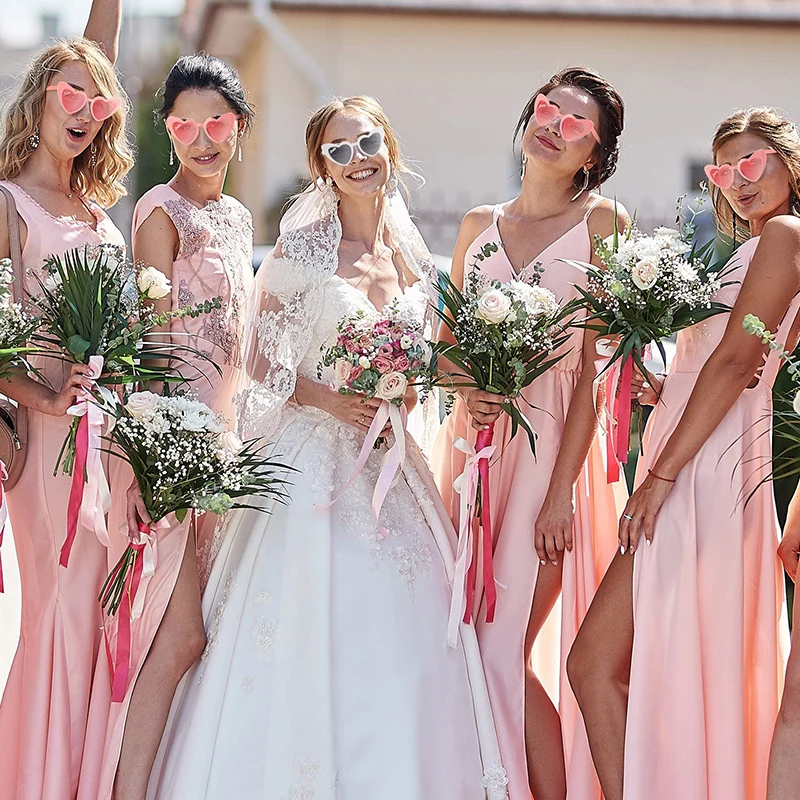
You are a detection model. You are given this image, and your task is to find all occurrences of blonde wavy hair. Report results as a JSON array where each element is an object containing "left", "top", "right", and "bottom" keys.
[
  {"left": 305, "top": 95, "right": 414, "bottom": 187},
  {"left": 0, "top": 38, "right": 134, "bottom": 208},
  {"left": 710, "top": 107, "right": 800, "bottom": 242}
]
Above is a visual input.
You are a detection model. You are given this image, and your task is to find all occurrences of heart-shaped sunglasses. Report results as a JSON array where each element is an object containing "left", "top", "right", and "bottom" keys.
[
  {"left": 46, "top": 81, "right": 122, "bottom": 122},
  {"left": 533, "top": 94, "right": 600, "bottom": 143},
  {"left": 166, "top": 113, "right": 239, "bottom": 146},
  {"left": 321, "top": 128, "right": 385, "bottom": 166},
  {"left": 704, "top": 149, "right": 776, "bottom": 190}
]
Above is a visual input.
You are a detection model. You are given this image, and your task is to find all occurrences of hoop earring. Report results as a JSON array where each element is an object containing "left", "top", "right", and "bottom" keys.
[
  {"left": 169, "top": 140, "right": 175, "bottom": 167},
  {"left": 90, "top": 142, "right": 97, "bottom": 169},
  {"left": 571, "top": 167, "right": 590, "bottom": 202},
  {"left": 385, "top": 170, "right": 398, "bottom": 198},
  {"left": 28, "top": 129, "right": 40, "bottom": 150}
]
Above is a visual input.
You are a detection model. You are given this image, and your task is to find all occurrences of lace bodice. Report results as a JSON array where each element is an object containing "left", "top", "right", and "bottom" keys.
[
  {"left": 133, "top": 185, "right": 253, "bottom": 417},
  {"left": 297, "top": 277, "right": 429, "bottom": 383}
]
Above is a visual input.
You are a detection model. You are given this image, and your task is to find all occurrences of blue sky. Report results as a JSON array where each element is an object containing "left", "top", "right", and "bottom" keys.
[{"left": 1, "top": 0, "right": 183, "bottom": 46}]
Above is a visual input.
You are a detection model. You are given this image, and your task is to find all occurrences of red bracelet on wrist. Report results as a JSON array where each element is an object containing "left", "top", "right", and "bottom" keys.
[{"left": 648, "top": 469, "right": 676, "bottom": 484}]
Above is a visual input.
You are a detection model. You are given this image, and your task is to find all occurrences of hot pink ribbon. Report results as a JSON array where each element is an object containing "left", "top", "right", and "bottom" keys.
[
  {"left": 317, "top": 400, "right": 407, "bottom": 537},
  {"left": 0, "top": 461, "right": 7, "bottom": 593},
  {"left": 447, "top": 436, "right": 496, "bottom": 647},
  {"left": 104, "top": 518, "right": 160, "bottom": 702},
  {"left": 593, "top": 343, "right": 646, "bottom": 484},
  {"left": 61, "top": 355, "right": 112, "bottom": 567}
]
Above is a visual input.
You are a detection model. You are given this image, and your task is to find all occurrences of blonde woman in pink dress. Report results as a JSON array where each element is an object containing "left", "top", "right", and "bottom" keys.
[
  {"left": 432, "top": 67, "right": 627, "bottom": 800},
  {"left": 569, "top": 108, "right": 800, "bottom": 800},
  {"left": 0, "top": 11, "right": 134, "bottom": 799},
  {"left": 91, "top": 54, "right": 255, "bottom": 800}
]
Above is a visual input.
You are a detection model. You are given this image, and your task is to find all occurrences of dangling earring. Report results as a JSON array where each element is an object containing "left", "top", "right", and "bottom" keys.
[
  {"left": 28, "top": 128, "right": 40, "bottom": 150},
  {"left": 571, "top": 166, "right": 590, "bottom": 202},
  {"left": 385, "top": 170, "right": 398, "bottom": 198},
  {"left": 169, "top": 140, "right": 175, "bottom": 166},
  {"left": 321, "top": 175, "right": 338, "bottom": 213},
  {"left": 90, "top": 142, "right": 97, "bottom": 168},
  {"left": 520, "top": 154, "right": 527, "bottom": 180},
  {"left": 238, "top": 143, "right": 242, "bottom": 163}
]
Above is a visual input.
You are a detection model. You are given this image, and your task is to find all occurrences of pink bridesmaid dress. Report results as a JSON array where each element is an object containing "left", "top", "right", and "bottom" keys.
[
  {"left": 0, "top": 180, "right": 125, "bottom": 800},
  {"left": 623, "top": 236, "right": 794, "bottom": 800},
  {"left": 85, "top": 184, "right": 254, "bottom": 800},
  {"left": 432, "top": 201, "right": 621, "bottom": 800}
]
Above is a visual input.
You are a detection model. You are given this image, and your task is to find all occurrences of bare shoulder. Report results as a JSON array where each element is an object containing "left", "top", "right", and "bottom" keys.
[
  {"left": 758, "top": 214, "right": 800, "bottom": 252},
  {"left": 587, "top": 196, "right": 631, "bottom": 239},
  {"left": 460, "top": 204, "right": 496, "bottom": 243}
]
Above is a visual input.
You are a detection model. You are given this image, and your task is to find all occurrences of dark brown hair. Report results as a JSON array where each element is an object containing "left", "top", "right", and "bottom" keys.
[{"left": 515, "top": 66, "right": 625, "bottom": 192}]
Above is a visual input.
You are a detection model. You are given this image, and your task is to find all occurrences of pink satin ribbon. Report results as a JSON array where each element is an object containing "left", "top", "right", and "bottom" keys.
[
  {"left": 61, "top": 355, "right": 112, "bottom": 567},
  {"left": 447, "top": 436, "right": 496, "bottom": 647},
  {"left": 317, "top": 400, "right": 407, "bottom": 537},
  {"left": 0, "top": 461, "right": 7, "bottom": 593},
  {"left": 104, "top": 519, "right": 159, "bottom": 702}
]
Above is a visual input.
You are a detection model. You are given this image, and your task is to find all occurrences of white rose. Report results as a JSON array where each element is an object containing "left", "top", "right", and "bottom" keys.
[
  {"left": 219, "top": 430, "right": 243, "bottom": 453},
  {"left": 375, "top": 371, "right": 408, "bottom": 401},
  {"left": 126, "top": 391, "right": 159, "bottom": 419},
  {"left": 793, "top": 391, "right": 800, "bottom": 417},
  {"left": 631, "top": 257, "right": 660, "bottom": 290},
  {"left": 138, "top": 266, "right": 172, "bottom": 300},
  {"left": 358, "top": 356, "right": 371, "bottom": 370},
  {"left": 400, "top": 335, "right": 413, "bottom": 350},
  {"left": 475, "top": 288, "right": 513, "bottom": 325},
  {"left": 333, "top": 358, "right": 353, "bottom": 388}
]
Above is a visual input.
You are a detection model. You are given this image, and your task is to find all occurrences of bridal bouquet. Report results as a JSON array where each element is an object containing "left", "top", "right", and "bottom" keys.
[
  {"left": 563, "top": 200, "right": 736, "bottom": 480},
  {"left": 436, "top": 242, "right": 573, "bottom": 635},
  {"left": 318, "top": 295, "right": 437, "bottom": 537},
  {"left": 99, "top": 390, "right": 291, "bottom": 700},
  {"left": 0, "top": 258, "right": 38, "bottom": 379}
]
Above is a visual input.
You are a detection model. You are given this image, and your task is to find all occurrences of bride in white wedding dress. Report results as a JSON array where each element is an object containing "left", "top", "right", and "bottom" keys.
[{"left": 146, "top": 96, "right": 508, "bottom": 800}]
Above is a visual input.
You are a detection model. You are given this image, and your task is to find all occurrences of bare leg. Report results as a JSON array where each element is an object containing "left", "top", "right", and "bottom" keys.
[
  {"left": 768, "top": 585, "right": 800, "bottom": 799},
  {"left": 524, "top": 561, "right": 566, "bottom": 800},
  {"left": 567, "top": 554, "right": 634, "bottom": 800},
  {"left": 113, "top": 533, "right": 207, "bottom": 800}
]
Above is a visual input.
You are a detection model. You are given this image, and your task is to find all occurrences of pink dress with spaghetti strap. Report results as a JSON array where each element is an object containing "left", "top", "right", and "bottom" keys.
[
  {"left": 0, "top": 180, "right": 125, "bottom": 800},
  {"left": 623, "top": 237, "right": 793, "bottom": 800},
  {"left": 432, "top": 200, "right": 622, "bottom": 799},
  {"left": 82, "top": 184, "right": 254, "bottom": 800}
]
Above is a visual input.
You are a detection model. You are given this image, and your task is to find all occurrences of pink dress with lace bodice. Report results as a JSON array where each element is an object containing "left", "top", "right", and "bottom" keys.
[
  {"left": 88, "top": 184, "right": 254, "bottom": 800},
  {"left": 432, "top": 202, "right": 622, "bottom": 800},
  {"left": 0, "top": 180, "right": 126, "bottom": 800}
]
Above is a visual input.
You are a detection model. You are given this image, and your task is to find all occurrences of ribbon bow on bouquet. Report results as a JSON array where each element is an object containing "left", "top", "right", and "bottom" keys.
[
  {"left": 593, "top": 341, "right": 652, "bottom": 484},
  {"left": 447, "top": 432, "right": 497, "bottom": 648},
  {"left": 61, "top": 354, "right": 115, "bottom": 567},
  {"left": 318, "top": 400, "right": 408, "bottom": 537}
]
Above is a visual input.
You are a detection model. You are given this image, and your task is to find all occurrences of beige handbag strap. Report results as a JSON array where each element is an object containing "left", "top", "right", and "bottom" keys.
[{"left": 0, "top": 183, "right": 28, "bottom": 447}]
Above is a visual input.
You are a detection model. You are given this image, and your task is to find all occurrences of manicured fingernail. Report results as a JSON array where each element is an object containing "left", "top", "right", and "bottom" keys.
[
  {"left": 483, "top": 425, "right": 489, "bottom": 430},
  {"left": 620, "top": 545, "right": 625, "bottom": 555},
  {"left": 540, "top": 559, "right": 547, "bottom": 565},
  {"left": 629, "top": 545, "right": 635, "bottom": 554},
  {"left": 645, "top": 538, "right": 652, "bottom": 547},
  {"left": 551, "top": 560, "right": 558, "bottom": 566}
]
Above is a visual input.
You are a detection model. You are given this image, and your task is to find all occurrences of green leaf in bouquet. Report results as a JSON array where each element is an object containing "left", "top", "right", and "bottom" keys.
[{"left": 67, "top": 334, "right": 92, "bottom": 359}]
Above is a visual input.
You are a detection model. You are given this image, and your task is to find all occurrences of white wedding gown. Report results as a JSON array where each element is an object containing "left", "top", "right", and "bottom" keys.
[{"left": 147, "top": 197, "right": 508, "bottom": 800}]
